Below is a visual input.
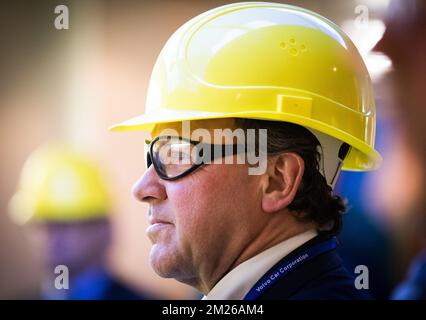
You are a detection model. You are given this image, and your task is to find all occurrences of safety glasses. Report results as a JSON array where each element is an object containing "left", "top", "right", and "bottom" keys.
[{"left": 145, "top": 136, "right": 246, "bottom": 180}]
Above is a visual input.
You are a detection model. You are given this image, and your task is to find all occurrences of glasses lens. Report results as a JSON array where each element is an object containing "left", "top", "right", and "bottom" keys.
[{"left": 152, "top": 137, "right": 198, "bottom": 179}]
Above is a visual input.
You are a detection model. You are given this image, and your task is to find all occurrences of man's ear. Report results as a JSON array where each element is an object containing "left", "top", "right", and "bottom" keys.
[{"left": 261, "top": 153, "right": 304, "bottom": 213}]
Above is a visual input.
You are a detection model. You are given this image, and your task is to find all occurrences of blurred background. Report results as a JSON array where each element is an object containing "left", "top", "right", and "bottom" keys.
[{"left": 0, "top": 0, "right": 425, "bottom": 299}]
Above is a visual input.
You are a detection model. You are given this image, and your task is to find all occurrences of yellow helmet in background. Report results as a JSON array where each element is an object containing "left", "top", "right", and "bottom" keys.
[
  {"left": 9, "top": 144, "right": 110, "bottom": 224},
  {"left": 110, "top": 2, "right": 382, "bottom": 171}
]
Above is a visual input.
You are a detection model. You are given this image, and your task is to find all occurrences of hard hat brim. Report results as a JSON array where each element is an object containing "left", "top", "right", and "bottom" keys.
[{"left": 109, "top": 109, "right": 382, "bottom": 172}]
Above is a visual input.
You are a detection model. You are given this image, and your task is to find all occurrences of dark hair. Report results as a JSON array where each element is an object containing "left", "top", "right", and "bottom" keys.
[{"left": 235, "top": 118, "right": 346, "bottom": 236}]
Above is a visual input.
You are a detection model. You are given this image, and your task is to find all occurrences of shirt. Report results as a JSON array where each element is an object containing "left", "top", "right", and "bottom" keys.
[{"left": 202, "top": 229, "right": 318, "bottom": 300}]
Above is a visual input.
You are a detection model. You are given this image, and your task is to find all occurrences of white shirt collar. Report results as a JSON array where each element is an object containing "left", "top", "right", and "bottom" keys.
[{"left": 202, "top": 229, "right": 318, "bottom": 300}]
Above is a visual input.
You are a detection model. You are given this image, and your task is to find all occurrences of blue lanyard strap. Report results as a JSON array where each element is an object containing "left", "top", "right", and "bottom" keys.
[{"left": 244, "top": 237, "right": 338, "bottom": 300}]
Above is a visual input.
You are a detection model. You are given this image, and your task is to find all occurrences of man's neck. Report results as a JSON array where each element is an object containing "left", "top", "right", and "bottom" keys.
[
  {"left": 229, "top": 223, "right": 316, "bottom": 276},
  {"left": 197, "top": 218, "right": 317, "bottom": 294}
]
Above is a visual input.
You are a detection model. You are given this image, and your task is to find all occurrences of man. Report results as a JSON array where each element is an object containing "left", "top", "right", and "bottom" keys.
[
  {"left": 9, "top": 144, "right": 152, "bottom": 300},
  {"left": 111, "top": 2, "right": 381, "bottom": 299}
]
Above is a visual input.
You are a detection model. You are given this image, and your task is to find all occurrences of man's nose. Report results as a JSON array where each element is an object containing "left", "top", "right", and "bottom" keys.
[{"left": 132, "top": 166, "right": 167, "bottom": 203}]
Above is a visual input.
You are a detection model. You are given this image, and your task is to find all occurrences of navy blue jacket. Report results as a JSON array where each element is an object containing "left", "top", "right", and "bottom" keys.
[{"left": 251, "top": 235, "right": 372, "bottom": 300}]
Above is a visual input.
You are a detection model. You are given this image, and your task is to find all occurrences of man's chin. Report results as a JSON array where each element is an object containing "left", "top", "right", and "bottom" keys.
[{"left": 149, "top": 244, "right": 178, "bottom": 278}]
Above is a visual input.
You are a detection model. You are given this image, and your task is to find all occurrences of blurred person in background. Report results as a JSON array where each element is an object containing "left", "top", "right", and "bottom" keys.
[
  {"left": 374, "top": 0, "right": 426, "bottom": 300},
  {"left": 8, "top": 143, "right": 155, "bottom": 300}
]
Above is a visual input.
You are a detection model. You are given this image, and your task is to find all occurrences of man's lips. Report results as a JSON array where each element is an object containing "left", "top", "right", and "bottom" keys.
[
  {"left": 146, "top": 219, "right": 173, "bottom": 240},
  {"left": 146, "top": 212, "right": 173, "bottom": 240},
  {"left": 148, "top": 216, "right": 172, "bottom": 225}
]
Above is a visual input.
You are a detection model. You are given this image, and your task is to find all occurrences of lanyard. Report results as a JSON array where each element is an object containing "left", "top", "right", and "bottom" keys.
[{"left": 244, "top": 237, "right": 338, "bottom": 300}]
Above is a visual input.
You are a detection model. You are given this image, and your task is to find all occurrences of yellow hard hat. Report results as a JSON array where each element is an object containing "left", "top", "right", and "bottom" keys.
[
  {"left": 9, "top": 144, "right": 111, "bottom": 224},
  {"left": 110, "top": 2, "right": 382, "bottom": 171}
]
